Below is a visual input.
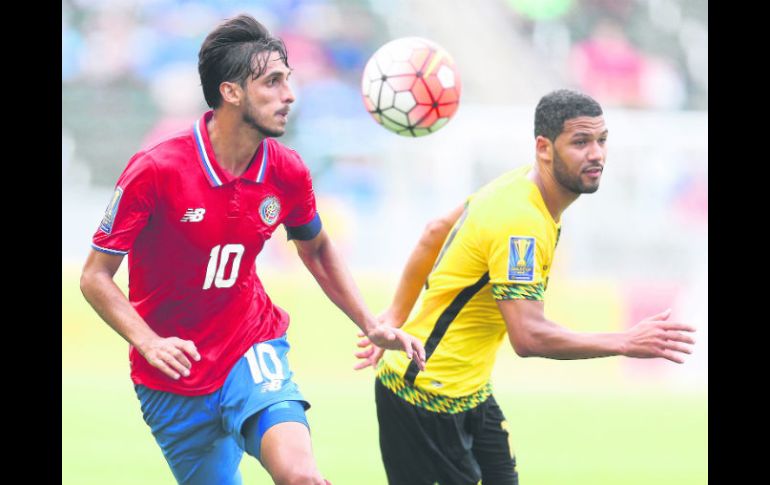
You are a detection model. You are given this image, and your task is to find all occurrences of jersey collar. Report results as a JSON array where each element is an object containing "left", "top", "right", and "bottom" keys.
[{"left": 193, "top": 110, "right": 270, "bottom": 187}]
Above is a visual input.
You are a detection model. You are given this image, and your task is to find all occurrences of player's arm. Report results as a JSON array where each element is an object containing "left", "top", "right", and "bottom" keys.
[
  {"left": 381, "top": 203, "right": 466, "bottom": 327},
  {"left": 80, "top": 249, "right": 200, "bottom": 379},
  {"left": 292, "top": 228, "right": 426, "bottom": 369},
  {"left": 353, "top": 203, "right": 464, "bottom": 370},
  {"left": 497, "top": 298, "right": 696, "bottom": 363}
]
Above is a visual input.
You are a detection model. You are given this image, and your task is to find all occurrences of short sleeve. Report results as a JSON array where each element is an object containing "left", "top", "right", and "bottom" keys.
[
  {"left": 91, "top": 153, "right": 158, "bottom": 255},
  {"left": 282, "top": 162, "right": 322, "bottom": 240},
  {"left": 488, "top": 226, "right": 548, "bottom": 302}
]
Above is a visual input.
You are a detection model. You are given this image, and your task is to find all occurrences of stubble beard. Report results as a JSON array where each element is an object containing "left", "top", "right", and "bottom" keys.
[
  {"left": 242, "top": 106, "right": 285, "bottom": 138},
  {"left": 552, "top": 149, "right": 600, "bottom": 194}
]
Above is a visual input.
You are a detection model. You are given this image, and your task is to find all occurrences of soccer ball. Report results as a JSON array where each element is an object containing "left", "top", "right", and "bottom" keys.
[{"left": 361, "top": 37, "right": 461, "bottom": 137}]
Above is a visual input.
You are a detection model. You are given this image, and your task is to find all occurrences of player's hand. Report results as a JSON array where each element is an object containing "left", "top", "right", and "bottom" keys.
[
  {"left": 621, "top": 309, "right": 696, "bottom": 364},
  {"left": 366, "top": 325, "right": 426, "bottom": 371},
  {"left": 354, "top": 331, "right": 385, "bottom": 370},
  {"left": 354, "top": 309, "right": 410, "bottom": 370},
  {"left": 137, "top": 336, "right": 201, "bottom": 380},
  {"left": 357, "top": 309, "right": 425, "bottom": 371}
]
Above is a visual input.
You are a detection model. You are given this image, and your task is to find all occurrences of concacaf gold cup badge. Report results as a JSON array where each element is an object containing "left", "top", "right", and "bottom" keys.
[
  {"left": 100, "top": 186, "right": 123, "bottom": 234},
  {"left": 508, "top": 236, "right": 535, "bottom": 282}
]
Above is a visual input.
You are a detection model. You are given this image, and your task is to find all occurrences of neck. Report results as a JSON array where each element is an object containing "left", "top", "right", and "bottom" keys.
[
  {"left": 528, "top": 162, "right": 580, "bottom": 223},
  {"left": 207, "top": 109, "right": 264, "bottom": 177}
]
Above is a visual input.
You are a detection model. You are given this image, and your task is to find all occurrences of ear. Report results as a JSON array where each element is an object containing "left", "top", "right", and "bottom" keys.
[
  {"left": 219, "top": 81, "right": 242, "bottom": 107},
  {"left": 535, "top": 135, "right": 553, "bottom": 163}
]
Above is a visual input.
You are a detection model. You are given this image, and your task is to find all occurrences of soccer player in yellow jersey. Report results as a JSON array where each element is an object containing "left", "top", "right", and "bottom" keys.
[{"left": 354, "top": 89, "right": 696, "bottom": 485}]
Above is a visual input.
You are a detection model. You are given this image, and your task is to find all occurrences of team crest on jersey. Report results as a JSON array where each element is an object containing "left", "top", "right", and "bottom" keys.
[
  {"left": 259, "top": 195, "right": 281, "bottom": 226},
  {"left": 99, "top": 186, "right": 123, "bottom": 234},
  {"left": 507, "top": 236, "right": 536, "bottom": 282}
]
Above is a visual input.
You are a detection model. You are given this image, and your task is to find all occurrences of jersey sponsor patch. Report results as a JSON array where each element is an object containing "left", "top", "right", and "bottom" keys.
[
  {"left": 99, "top": 186, "right": 123, "bottom": 234},
  {"left": 259, "top": 195, "right": 281, "bottom": 226},
  {"left": 507, "top": 236, "right": 536, "bottom": 282}
]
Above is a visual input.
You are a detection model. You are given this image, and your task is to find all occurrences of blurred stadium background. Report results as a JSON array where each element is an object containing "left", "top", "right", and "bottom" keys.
[{"left": 62, "top": 0, "right": 707, "bottom": 484}]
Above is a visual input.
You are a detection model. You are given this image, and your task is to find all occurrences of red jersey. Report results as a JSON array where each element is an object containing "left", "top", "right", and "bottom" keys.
[{"left": 92, "top": 110, "right": 322, "bottom": 395}]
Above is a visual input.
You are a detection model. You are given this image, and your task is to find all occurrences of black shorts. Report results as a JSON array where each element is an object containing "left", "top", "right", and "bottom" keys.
[{"left": 375, "top": 378, "right": 519, "bottom": 485}]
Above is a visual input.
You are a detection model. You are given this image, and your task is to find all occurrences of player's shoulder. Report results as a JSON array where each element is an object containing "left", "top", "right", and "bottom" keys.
[
  {"left": 137, "top": 129, "right": 195, "bottom": 169},
  {"left": 119, "top": 130, "right": 195, "bottom": 182},
  {"left": 265, "top": 138, "right": 311, "bottom": 185},
  {"left": 470, "top": 167, "right": 540, "bottom": 215},
  {"left": 468, "top": 167, "right": 547, "bottom": 236},
  {"left": 266, "top": 138, "right": 307, "bottom": 171},
  {"left": 475, "top": 165, "right": 530, "bottom": 197}
]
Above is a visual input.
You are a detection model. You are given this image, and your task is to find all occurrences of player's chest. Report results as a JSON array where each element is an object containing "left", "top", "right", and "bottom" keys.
[{"left": 158, "top": 180, "right": 290, "bottom": 247}]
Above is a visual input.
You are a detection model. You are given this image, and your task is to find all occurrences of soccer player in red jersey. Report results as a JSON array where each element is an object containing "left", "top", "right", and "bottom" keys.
[{"left": 80, "top": 14, "right": 425, "bottom": 485}]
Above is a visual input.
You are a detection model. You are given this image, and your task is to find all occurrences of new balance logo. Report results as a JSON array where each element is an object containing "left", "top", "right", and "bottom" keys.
[
  {"left": 261, "top": 379, "right": 283, "bottom": 393},
  {"left": 180, "top": 208, "right": 206, "bottom": 222}
]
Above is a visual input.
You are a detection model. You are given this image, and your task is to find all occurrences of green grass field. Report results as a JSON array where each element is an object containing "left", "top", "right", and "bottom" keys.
[{"left": 62, "top": 264, "right": 707, "bottom": 485}]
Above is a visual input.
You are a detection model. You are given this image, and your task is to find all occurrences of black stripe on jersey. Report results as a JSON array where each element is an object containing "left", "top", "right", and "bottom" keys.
[{"left": 404, "top": 271, "right": 491, "bottom": 385}]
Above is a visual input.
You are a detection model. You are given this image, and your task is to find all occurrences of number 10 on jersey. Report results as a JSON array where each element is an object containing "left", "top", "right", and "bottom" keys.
[{"left": 203, "top": 244, "right": 245, "bottom": 289}]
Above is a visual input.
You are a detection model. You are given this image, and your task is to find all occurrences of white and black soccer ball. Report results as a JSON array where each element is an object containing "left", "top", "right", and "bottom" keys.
[{"left": 361, "top": 37, "right": 462, "bottom": 137}]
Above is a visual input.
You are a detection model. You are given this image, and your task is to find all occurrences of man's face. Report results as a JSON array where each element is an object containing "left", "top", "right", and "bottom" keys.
[
  {"left": 240, "top": 52, "right": 295, "bottom": 138},
  {"left": 551, "top": 116, "right": 608, "bottom": 194}
]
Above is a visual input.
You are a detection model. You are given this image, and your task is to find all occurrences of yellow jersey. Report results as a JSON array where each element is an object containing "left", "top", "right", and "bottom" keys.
[{"left": 379, "top": 165, "right": 561, "bottom": 411}]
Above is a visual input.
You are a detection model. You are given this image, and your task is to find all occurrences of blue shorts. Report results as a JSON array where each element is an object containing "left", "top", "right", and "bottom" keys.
[{"left": 135, "top": 334, "right": 310, "bottom": 485}]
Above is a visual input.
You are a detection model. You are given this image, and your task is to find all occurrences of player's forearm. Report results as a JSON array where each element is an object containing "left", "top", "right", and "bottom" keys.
[
  {"left": 514, "top": 318, "right": 624, "bottom": 360},
  {"left": 80, "top": 271, "right": 160, "bottom": 351},
  {"left": 299, "top": 236, "right": 377, "bottom": 334}
]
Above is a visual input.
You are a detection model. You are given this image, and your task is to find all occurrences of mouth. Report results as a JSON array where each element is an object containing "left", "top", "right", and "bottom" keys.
[
  {"left": 276, "top": 108, "right": 290, "bottom": 120},
  {"left": 583, "top": 166, "right": 603, "bottom": 177}
]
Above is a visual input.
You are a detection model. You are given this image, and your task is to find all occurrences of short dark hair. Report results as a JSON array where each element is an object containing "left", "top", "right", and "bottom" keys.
[
  {"left": 198, "top": 14, "right": 290, "bottom": 108},
  {"left": 534, "top": 89, "right": 603, "bottom": 141}
]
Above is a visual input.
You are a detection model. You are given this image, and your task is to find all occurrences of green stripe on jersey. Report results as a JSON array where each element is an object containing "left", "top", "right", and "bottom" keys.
[
  {"left": 491, "top": 283, "right": 545, "bottom": 301},
  {"left": 377, "top": 362, "right": 492, "bottom": 414}
]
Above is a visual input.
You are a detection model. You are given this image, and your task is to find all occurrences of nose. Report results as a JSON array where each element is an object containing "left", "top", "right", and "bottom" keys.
[
  {"left": 283, "top": 81, "right": 295, "bottom": 104},
  {"left": 587, "top": 140, "right": 605, "bottom": 162}
]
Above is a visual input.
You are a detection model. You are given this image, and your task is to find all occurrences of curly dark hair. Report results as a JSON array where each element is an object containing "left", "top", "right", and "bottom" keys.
[{"left": 534, "top": 89, "right": 603, "bottom": 141}]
